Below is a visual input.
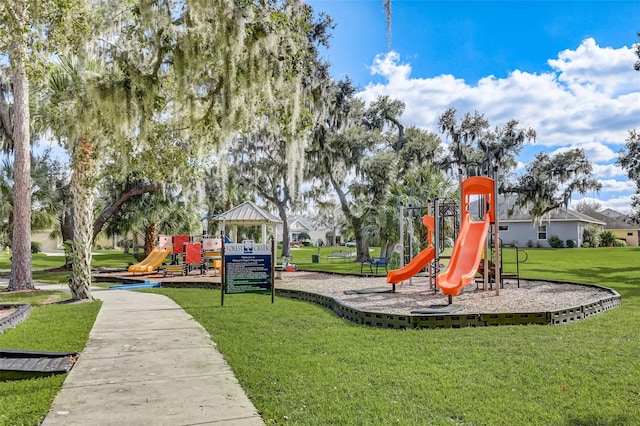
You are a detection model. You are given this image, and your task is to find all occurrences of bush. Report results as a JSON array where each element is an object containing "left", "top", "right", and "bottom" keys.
[
  {"left": 613, "top": 239, "right": 627, "bottom": 247},
  {"left": 566, "top": 239, "right": 576, "bottom": 248},
  {"left": 527, "top": 240, "right": 533, "bottom": 248},
  {"left": 30, "top": 241, "right": 42, "bottom": 254},
  {"left": 583, "top": 224, "right": 600, "bottom": 247},
  {"left": 582, "top": 242, "right": 591, "bottom": 248},
  {"left": 548, "top": 235, "right": 564, "bottom": 248},
  {"left": 599, "top": 230, "right": 617, "bottom": 247}
]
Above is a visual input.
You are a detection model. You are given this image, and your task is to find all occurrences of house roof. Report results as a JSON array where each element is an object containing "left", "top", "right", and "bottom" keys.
[
  {"left": 491, "top": 195, "right": 606, "bottom": 225},
  {"left": 584, "top": 209, "right": 637, "bottom": 230},
  {"left": 284, "top": 216, "right": 332, "bottom": 232},
  {"left": 288, "top": 218, "right": 312, "bottom": 231},
  {"left": 216, "top": 201, "right": 282, "bottom": 225}
]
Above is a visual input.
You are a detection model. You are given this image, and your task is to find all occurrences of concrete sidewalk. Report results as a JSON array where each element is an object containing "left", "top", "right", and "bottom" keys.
[{"left": 42, "top": 287, "right": 264, "bottom": 425}]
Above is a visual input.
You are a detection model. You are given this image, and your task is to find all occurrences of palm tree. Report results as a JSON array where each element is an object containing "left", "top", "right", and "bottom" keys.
[
  {"left": 0, "top": 150, "right": 63, "bottom": 249},
  {"left": 104, "top": 188, "right": 200, "bottom": 257},
  {"left": 35, "top": 55, "right": 118, "bottom": 299}
]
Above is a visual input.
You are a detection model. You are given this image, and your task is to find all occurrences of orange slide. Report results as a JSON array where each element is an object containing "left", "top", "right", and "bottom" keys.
[
  {"left": 436, "top": 175, "right": 495, "bottom": 296},
  {"left": 387, "top": 246, "right": 435, "bottom": 284},
  {"left": 386, "top": 214, "right": 435, "bottom": 284},
  {"left": 128, "top": 246, "right": 173, "bottom": 273},
  {"left": 436, "top": 213, "right": 490, "bottom": 296}
]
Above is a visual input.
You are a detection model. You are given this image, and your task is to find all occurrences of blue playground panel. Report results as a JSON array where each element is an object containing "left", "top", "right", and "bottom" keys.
[{"left": 109, "top": 280, "right": 161, "bottom": 290}]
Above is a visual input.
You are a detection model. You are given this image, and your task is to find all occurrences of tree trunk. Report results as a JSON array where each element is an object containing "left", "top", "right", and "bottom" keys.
[
  {"left": 61, "top": 205, "right": 74, "bottom": 267},
  {"left": 144, "top": 222, "right": 158, "bottom": 256},
  {"left": 355, "top": 234, "right": 370, "bottom": 263},
  {"left": 278, "top": 203, "right": 291, "bottom": 257},
  {"left": 8, "top": 43, "right": 33, "bottom": 291},
  {"left": 69, "top": 138, "right": 95, "bottom": 300}
]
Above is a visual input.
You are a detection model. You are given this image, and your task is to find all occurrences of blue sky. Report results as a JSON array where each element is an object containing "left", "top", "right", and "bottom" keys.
[{"left": 307, "top": 0, "right": 640, "bottom": 212}]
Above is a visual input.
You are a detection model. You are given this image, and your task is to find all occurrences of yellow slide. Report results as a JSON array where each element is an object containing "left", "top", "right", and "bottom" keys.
[{"left": 128, "top": 246, "right": 173, "bottom": 273}]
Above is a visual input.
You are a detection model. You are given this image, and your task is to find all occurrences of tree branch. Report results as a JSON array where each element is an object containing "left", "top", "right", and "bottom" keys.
[
  {"left": 0, "top": 83, "right": 14, "bottom": 143},
  {"left": 92, "top": 182, "right": 162, "bottom": 242}
]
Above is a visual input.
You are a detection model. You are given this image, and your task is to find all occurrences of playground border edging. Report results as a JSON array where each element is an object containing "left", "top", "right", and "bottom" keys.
[
  {"left": 0, "top": 304, "right": 31, "bottom": 334},
  {"left": 95, "top": 274, "right": 622, "bottom": 329},
  {"left": 274, "top": 279, "right": 621, "bottom": 329}
]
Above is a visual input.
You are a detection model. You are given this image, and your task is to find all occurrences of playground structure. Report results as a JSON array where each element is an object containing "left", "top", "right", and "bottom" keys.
[
  {"left": 386, "top": 175, "right": 519, "bottom": 302},
  {"left": 163, "top": 234, "right": 231, "bottom": 277},
  {"left": 128, "top": 246, "right": 172, "bottom": 273},
  {"left": 127, "top": 233, "right": 231, "bottom": 277}
]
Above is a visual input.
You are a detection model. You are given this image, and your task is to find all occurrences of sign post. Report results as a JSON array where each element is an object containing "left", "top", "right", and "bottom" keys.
[{"left": 221, "top": 239, "right": 274, "bottom": 306}]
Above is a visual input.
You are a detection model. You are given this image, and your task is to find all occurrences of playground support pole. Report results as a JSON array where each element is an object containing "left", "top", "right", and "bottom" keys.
[
  {"left": 399, "top": 204, "right": 405, "bottom": 268},
  {"left": 271, "top": 237, "right": 275, "bottom": 304},
  {"left": 493, "top": 167, "right": 500, "bottom": 296},
  {"left": 434, "top": 197, "right": 440, "bottom": 292},
  {"left": 458, "top": 168, "right": 463, "bottom": 229},
  {"left": 220, "top": 235, "right": 226, "bottom": 306},
  {"left": 428, "top": 201, "right": 432, "bottom": 290},
  {"left": 483, "top": 196, "right": 489, "bottom": 291},
  {"left": 407, "top": 206, "right": 414, "bottom": 285}
]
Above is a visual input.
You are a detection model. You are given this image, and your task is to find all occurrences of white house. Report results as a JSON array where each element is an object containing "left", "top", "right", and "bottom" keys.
[
  {"left": 493, "top": 196, "right": 605, "bottom": 248},
  {"left": 278, "top": 217, "right": 341, "bottom": 246}
]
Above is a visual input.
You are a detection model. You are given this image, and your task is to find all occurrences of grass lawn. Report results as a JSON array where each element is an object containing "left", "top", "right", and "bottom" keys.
[
  {"left": 0, "top": 289, "right": 101, "bottom": 426},
  {"left": 153, "top": 246, "right": 640, "bottom": 425},
  {"left": 0, "top": 250, "right": 125, "bottom": 425},
  {"left": 2, "top": 246, "right": 640, "bottom": 424},
  {"left": 0, "top": 250, "right": 137, "bottom": 285}
]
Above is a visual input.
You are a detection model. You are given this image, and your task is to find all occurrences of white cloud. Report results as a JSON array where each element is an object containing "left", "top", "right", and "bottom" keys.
[
  {"left": 592, "top": 163, "right": 626, "bottom": 178},
  {"left": 598, "top": 179, "right": 636, "bottom": 193},
  {"left": 549, "top": 141, "right": 618, "bottom": 162},
  {"left": 360, "top": 39, "right": 640, "bottom": 148},
  {"left": 548, "top": 38, "right": 639, "bottom": 97},
  {"left": 359, "top": 39, "right": 640, "bottom": 210}
]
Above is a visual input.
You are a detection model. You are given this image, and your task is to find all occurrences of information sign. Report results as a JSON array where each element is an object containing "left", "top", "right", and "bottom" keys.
[{"left": 222, "top": 240, "right": 273, "bottom": 303}]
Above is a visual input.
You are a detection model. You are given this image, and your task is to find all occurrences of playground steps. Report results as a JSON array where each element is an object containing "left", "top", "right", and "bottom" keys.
[{"left": 476, "top": 261, "right": 519, "bottom": 287}]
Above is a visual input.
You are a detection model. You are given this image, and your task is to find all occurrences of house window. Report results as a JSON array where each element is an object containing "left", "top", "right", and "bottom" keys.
[
  {"left": 627, "top": 232, "right": 634, "bottom": 237},
  {"left": 498, "top": 225, "right": 509, "bottom": 231},
  {"left": 538, "top": 225, "right": 547, "bottom": 240}
]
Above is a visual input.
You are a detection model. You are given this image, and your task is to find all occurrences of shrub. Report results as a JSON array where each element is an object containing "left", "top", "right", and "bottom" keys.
[
  {"left": 599, "top": 230, "right": 616, "bottom": 247},
  {"left": 548, "top": 235, "right": 564, "bottom": 248},
  {"left": 566, "top": 239, "right": 576, "bottom": 248},
  {"left": 582, "top": 242, "right": 591, "bottom": 248},
  {"left": 527, "top": 240, "right": 533, "bottom": 248},
  {"left": 30, "top": 241, "right": 42, "bottom": 254},
  {"left": 613, "top": 239, "right": 627, "bottom": 247},
  {"left": 583, "top": 224, "right": 600, "bottom": 247}
]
